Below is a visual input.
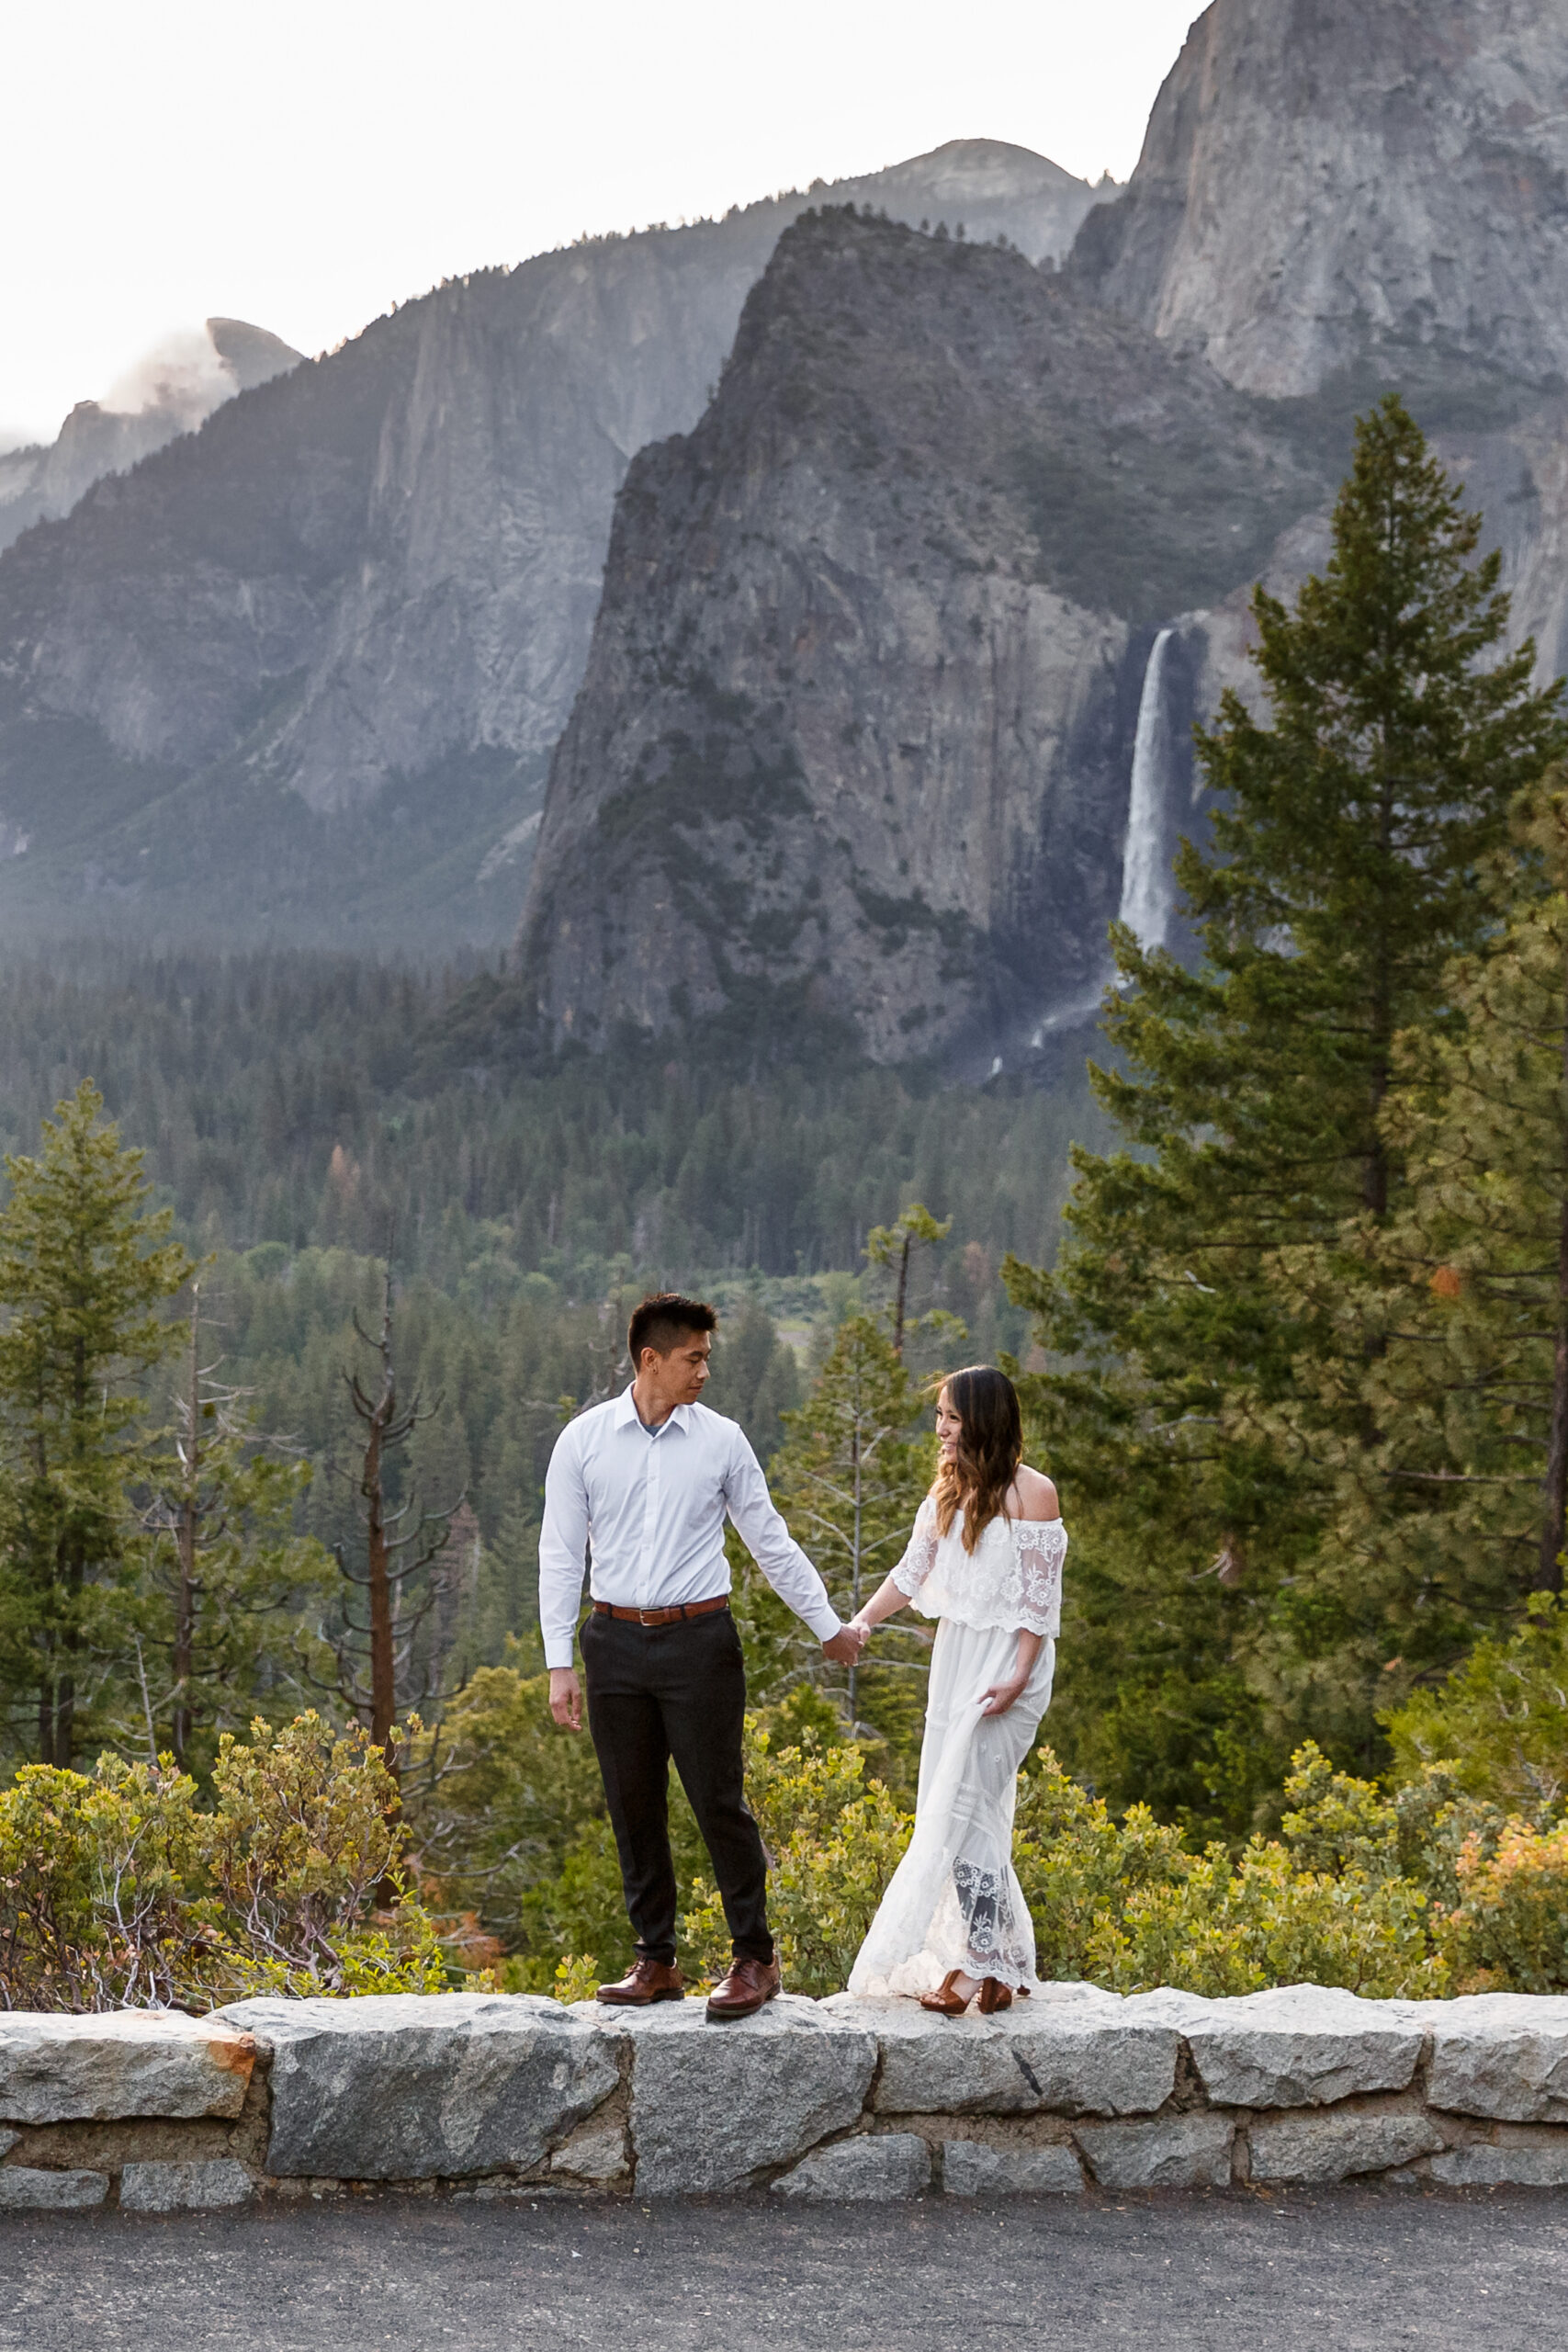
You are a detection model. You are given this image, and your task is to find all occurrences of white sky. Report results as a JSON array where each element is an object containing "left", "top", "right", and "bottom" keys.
[{"left": 2, "top": 0, "right": 1202, "bottom": 447}]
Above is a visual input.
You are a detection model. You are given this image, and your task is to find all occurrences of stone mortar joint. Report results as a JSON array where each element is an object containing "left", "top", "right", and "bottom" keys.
[{"left": 2, "top": 1983, "right": 1567, "bottom": 2211}]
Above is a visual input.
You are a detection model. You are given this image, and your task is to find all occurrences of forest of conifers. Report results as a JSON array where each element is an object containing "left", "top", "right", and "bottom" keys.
[{"left": 5, "top": 399, "right": 1568, "bottom": 2012}]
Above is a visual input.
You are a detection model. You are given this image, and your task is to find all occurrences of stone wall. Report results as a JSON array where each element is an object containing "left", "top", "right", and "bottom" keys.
[{"left": 3, "top": 1983, "right": 1568, "bottom": 2212}]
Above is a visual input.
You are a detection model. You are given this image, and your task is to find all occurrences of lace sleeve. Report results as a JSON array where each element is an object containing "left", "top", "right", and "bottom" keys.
[
  {"left": 890, "top": 1495, "right": 941, "bottom": 1597},
  {"left": 1011, "top": 1518, "right": 1066, "bottom": 1636}
]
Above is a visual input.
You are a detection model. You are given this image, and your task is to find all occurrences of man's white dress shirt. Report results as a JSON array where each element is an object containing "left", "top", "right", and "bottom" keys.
[{"left": 538, "top": 1385, "right": 842, "bottom": 1670}]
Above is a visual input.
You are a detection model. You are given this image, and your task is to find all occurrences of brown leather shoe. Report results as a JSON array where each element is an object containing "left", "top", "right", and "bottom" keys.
[
  {"left": 705, "top": 1955, "right": 782, "bottom": 2020},
  {"left": 595, "top": 1957, "right": 686, "bottom": 2006}
]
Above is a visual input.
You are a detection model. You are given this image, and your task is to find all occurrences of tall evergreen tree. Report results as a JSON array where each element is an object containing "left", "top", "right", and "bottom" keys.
[
  {"left": 750, "top": 1315, "right": 933, "bottom": 1760},
  {"left": 1303, "top": 777, "right": 1568, "bottom": 1657},
  {"left": 0, "top": 1084, "right": 192, "bottom": 1763},
  {"left": 128, "top": 1280, "right": 334, "bottom": 1771},
  {"left": 1006, "top": 399, "right": 1567, "bottom": 1822}
]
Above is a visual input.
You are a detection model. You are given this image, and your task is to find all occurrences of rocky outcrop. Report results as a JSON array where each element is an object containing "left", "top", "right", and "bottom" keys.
[
  {"left": 0, "top": 320, "right": 301, "bottom": 555},
  {"left": 0, "top": 144, "right": 1093, "bottom": 951},
  {"left": 1068, "top": 1, "right": 1568, "bottom": 727},
  {"left": 216, "top": 1993, "right": 619, "bottom": 2179},
  {"left": 1072, "top": 0, "right": 1568, "bottom": 400},
  {"left": 514, "top": 208, "right": 1327, "bottom": 1066},
  {"left": 0, "top": 2008, "right": 256, "bottom": 2122},
  {"left": 4, "top": 1985, "right": 1568, "bottom": 2208},
  {"left": 593, "top": 1995, "right": 878, "bottom": 2194}
]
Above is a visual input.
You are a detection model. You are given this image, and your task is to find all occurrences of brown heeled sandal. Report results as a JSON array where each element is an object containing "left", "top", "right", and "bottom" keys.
[
  {"left": 976, "top": 1976, "right": 1013, "bottom": 2015},
  {"left": 919, "top": 1969, "right": 973, "bottom": 2017}
]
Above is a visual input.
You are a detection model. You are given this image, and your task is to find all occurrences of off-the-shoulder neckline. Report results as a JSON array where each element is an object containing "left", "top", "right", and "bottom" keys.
[{"left": 936, "top": 1510, "right": 1063, "bottom": 1532}]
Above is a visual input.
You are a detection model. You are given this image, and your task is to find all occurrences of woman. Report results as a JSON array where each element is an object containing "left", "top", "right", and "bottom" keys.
[{"left": 846, "top": 1365, "right": 1065, "bottom": 2016}]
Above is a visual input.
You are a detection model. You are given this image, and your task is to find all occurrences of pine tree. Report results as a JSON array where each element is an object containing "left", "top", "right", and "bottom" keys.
[
  {"left": 1306, "top": 778, "right": 1568, "bottom": 1661},
  {"left": 128, "top": 1280, "right": 335, "bottom": 1771},
  {"left": 0, "top": 1084, "right": 193, "bottom": 1763},
  {"left": 761, "top": 1315, "right": 933, "bottom": 1761},
  {"left": 864, "top": 1204, "right": 951, "bottom": 1359},
  {"left": 1005, "top": 399, "right": 1567, "bottom": 1818}
]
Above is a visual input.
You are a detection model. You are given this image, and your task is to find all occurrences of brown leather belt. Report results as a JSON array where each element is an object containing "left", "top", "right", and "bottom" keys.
[{"left": 592, "top": 1596, "right": 730, "bottom": 1629}]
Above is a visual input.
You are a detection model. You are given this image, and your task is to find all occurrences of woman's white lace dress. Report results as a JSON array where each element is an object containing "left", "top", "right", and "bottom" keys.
[{"left": 848, "top": 1495, "right": 1066, "bottom": 1997}]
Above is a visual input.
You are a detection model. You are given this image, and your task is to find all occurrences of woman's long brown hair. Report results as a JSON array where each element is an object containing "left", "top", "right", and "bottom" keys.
[{"left": 931, "top": 1365, "right": 1023, "bottom": 1553}]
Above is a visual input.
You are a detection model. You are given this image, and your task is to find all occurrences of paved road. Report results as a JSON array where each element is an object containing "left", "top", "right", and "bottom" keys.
[{"left": 2, "top": 2185, "right": 1564, "bottom": 2350}]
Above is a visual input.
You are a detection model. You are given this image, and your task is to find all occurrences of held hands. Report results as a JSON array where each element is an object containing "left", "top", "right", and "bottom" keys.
[
  {"left": 822, "top": 1621, "right": 870, "bottom": 1666},
  {"left": 548, "top": 1668, "right": 584, "bottom": 1731}
]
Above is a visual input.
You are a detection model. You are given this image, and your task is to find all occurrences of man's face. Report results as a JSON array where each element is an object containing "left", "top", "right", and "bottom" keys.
[{"left": 643, "top": 1331, "right": 712, "bottom": 1408}]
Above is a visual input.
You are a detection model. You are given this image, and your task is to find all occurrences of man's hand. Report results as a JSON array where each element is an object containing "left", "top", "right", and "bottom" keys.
[
  {"left": 549, "top": 1668, "right": 584, "bottom": 1730},
  {"left": 821, "top": 1624, "right": 866, "bottom": 1666}
]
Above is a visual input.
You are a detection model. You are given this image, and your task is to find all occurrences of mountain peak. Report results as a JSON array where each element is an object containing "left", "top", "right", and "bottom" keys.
[{"left": 1073, "top": 0, "right": 1568, "bottom": 395}]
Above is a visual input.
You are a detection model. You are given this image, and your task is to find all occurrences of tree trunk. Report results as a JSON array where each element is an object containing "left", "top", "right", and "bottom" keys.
[
  {"left": 892, "top": 1238, "right": 911, "bottom": 1360},
  {"left": 1536, "top": 941, "right": 1568, "bottom": 1595},
  {"left": 38, "top": 1671, "right": 58, "bottom": 1767},
  {"left": 173, "top": 1292, "right": 199, "bottom": 1766},
  {"left": 363, "top": 1409, "right": 397, "bottom": 1760},
  {"left": 848, "top": 1421, "right": 863, "bottom": 1724},
  {"left": 1364, "top": 766, "right": 1394, "bottom": 1219}
]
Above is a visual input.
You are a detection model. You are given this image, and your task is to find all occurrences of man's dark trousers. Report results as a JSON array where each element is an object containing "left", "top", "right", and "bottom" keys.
[{"left": 581, "top": 1606, "right": 773, "bottom": 1966}]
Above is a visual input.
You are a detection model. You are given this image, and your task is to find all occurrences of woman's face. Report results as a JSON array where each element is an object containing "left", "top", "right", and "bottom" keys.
[{"left": 935, "top": 1387, "right": 963, "bottom": 1464}]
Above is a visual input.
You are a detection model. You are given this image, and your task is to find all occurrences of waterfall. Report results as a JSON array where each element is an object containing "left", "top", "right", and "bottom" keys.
[{"left": 1117, "top": 627, "right": 1175, "bottom": 953}]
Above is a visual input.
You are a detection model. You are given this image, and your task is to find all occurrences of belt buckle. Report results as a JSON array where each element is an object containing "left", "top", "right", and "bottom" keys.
[{"left": 638, "top": 1608, "right": 664, "bottom": 1627}]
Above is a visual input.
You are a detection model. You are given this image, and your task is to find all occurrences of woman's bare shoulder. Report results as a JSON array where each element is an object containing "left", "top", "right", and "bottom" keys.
[{"left": 1010, "top": 1464, "right": 1059, "bottom": 1521}]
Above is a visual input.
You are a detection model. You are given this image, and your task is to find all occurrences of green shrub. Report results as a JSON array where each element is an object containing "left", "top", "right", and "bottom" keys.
[
  {"left": 1017, "top": 1747, "right": 1447, "bottom": 1999},
  {"left": 1085, "top": 1838, "right": 1446, "bottom": 1997},
  {"left": 402, "top": 1663, "right": 610, "bottom": 1931},
  {"left": 0, "top": 1712, "right": 447, "bottom": 2011},
  {"left": 205, "top": 1713, "right": 446, "bottom": 1998},
  {"left": 0, "top": 1757, "right": 211, "bottom": 2011},
  {"left": 1435, "top": 1819, "right": 1568, "bottom": 1993},
  {"left": 1013, "top": 1754, "right": 1190, "bottom": 1981},
  {"left": 682, "top": 1725, "right": 911, "bottom": 1996},
  {"left": 1382, "top": 1594, "right": 1568, "bottom": 1814}
]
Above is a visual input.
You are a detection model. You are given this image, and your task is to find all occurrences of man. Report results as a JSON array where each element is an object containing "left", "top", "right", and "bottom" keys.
[{"left": 541, "top": 1292, "right": 863, "bottom": 2019}]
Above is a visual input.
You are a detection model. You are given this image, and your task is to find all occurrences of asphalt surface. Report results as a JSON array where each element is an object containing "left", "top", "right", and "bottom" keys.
[{"left": 2, "top": 2185, "right": 1563, "bottom": 2350}]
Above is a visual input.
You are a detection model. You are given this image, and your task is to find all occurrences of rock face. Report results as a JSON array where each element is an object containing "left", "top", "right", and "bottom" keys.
[
  {"left": 0, "top": 320, "right": 301, "bottom": 555},
  {"left": 0, "top": 2010, "right": 256, "bottom": 2124},
  {"left": 1423, "top": 1993, "right": 1568, "bottom": 2122},
  {"left": 1247, "top": 2105, "right": 1443, "bottom": 2185},
  {"left": 590, "top": 1995, "right": 878, "bottom": 2196},
  {"left": 1073, "top": 0, "right": 1568, "bottom": 399},
  {"left": 513, "top": 0, "right": 1568, "bottom": 1068},
  {"left": 515, "top": 208, "right": 1325, "bottom": 1066},
  {"left": 0, "top": 144, "right": 1093, "bottom": 952},
  {"left": 941, "top": 2139, "right": 1084, "bottom": 2194},
  {"left": 118, "top": 2156, "right": 255, "bottom": 2212},
  {"left": 773, "top": 2132, "right": 931, "bottom": 2199},
  {"left": 5, "top": 1985, "right": 1568, "bottom": 2205},
  {"left": 853, "top": 1990, "right": 1183, "bottom": 2116},
  {"left": 215, "top": 1994, "right": 619, "bottom": 2179},
  {"left": 1175, "top": 1985, "right": 1427, "bottom": 2109}
]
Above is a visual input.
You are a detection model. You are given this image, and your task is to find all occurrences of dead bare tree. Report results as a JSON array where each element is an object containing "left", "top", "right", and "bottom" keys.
[{"left": 331, "top": 1272, "right": 461, "bottom": 1787}]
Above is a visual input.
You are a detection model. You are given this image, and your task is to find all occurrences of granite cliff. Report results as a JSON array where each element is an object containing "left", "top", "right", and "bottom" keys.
[
  {"left": 0, "top": 142, "right": 1094, "bottom": 947},
  {"left": 1072, "top": 0, "right": 1568, "bottom": 399},
  {"left": 514, "top": 209, "right": 1327, "bottom": 1067},
  {"left": 516, "top": 0, "right": 1568, "bottom": 1068},
  {"left": 0, "top": 320, "right": 301, "bottom": 555},
  {"left": 1074, "top": 0, "right": 1568, "bottom": 801}
]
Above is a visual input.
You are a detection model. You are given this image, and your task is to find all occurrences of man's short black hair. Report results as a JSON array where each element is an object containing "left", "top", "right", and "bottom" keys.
[{"left": 627, "top": 1292, "right": 718, "bottom": 1366}]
